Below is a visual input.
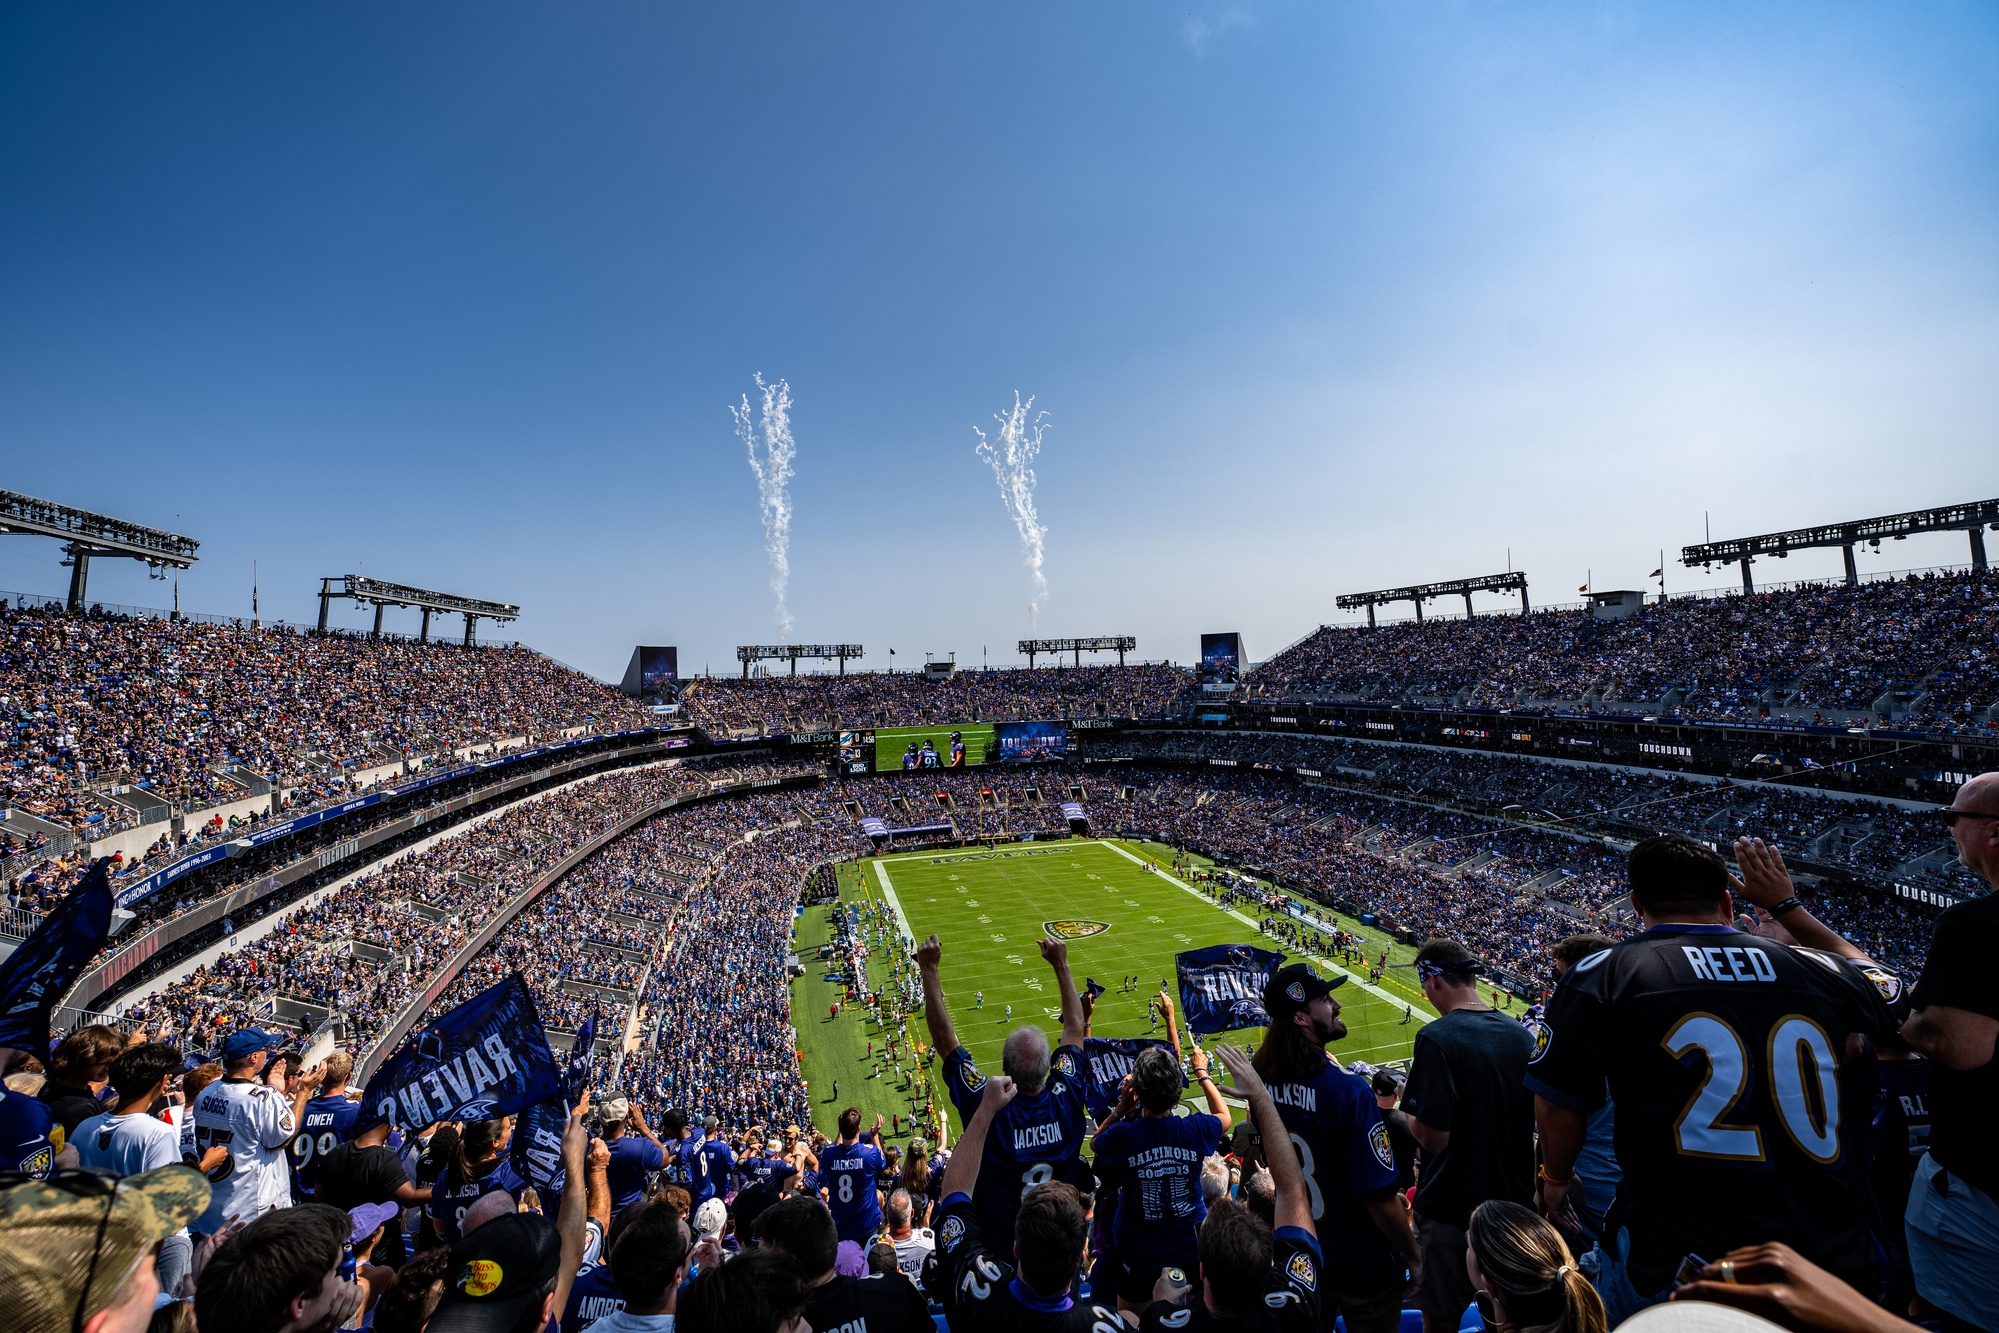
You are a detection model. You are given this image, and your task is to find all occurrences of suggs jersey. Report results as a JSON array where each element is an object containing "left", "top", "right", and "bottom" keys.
[
  {"left": 1524, "top": 924, "right": 1906, "bottom": 1292},
  {"left": 944, "top": 1044, "right": 1091, "bottom": 1248},
  {"left": 192, "top": 1078, "right": 296, "bottom": 1234},
  {"left": 934, "top": 1195, "right": 1124, "bottom": 1333},
  {"left": 289, "top": 1094, "right": 360, "bottom": 1197}
]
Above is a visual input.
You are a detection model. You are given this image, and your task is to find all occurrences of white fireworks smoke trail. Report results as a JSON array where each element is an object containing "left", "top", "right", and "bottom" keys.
[
  {"left": 973, "top": 392, "right": 1050, "bottom": 627},
  {"left": 733, "top": 374, "right": 796, "bottom": 639}
]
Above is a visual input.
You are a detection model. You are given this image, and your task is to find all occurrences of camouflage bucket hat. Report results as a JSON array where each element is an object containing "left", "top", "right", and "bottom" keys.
[{"left": 0, "top": 1164, "right": 211, "bottom": 1333}]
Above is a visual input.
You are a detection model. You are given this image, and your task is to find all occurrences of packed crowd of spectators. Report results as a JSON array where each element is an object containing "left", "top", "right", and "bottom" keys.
[
  {"left": 0, "top": 598, "right": 651, "bottom": 839},
  {"left": 1247, "top": 568, "right": 1999, "bottom": 733},
  {"left": 1092, "top": 727, "right": 1984, "bottom": 898},
  {"left": 678, "top": 661, "right": 1190, "bottom": 732},
  {"left": 114, "top": 764, "right": 707, "bottom": 1056}
]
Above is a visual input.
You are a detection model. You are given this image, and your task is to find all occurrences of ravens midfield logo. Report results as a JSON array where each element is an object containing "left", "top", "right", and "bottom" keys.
[{"left": 1043, "top": 921, "right": 1109, "bottom": 940}]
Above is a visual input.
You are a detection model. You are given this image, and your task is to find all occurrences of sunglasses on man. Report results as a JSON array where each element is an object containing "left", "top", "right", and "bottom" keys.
[{"left": 1935, "top": 808, "right": 1999, "bottom": 827}]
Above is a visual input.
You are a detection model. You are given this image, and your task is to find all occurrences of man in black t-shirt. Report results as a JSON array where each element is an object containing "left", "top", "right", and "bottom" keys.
[
  {"left": 1899, "top": 772, "right": 1999, "bottom": 1332},
  {"left": 1137, "top": 1043, "right": 1322, "bottom": 1333},
  {"left": 932, "top": 1074, "right": 1122, "bottom": 1332},
  {"left": 756, "top": 1194, "right": 933, "bottom": 1333},
  {"left": 316, "top": 1119, "right": 433, "bottom": 1266},
  {"left": 1528, "top": 834, "right": 1906, "bottom": 1327},
  {"left": 1399, "top": 938, "right": 1536, "bottom": 1333}
]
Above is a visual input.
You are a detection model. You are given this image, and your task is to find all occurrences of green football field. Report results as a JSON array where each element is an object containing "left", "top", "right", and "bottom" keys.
[{"left": 790, "top": 837, "right": 1446, "bottom": 1140}]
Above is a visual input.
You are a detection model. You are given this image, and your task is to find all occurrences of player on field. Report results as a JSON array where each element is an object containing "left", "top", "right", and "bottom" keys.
[
  {"left": 1250, "top": 962, "right": 1420, "bottom": 1333},
  {"left": 917, "top": 930, "right": 1091, "bottom": 1252},
  {"left": 1527, "top": 834, "right": 1909, "bottom": 1325},
  {"left": 819, "top": 1107, "right": 889, "bottom": 1244},
  {"left": 933, "top": 1073, "right": 1125, "bottom": 1332}
]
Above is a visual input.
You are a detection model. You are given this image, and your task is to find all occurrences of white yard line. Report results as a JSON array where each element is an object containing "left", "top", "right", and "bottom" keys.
[
  {"left": 872, "top": 859, "right": 915, "bottom": 940},
  {"left": 1097, "top": 840, "right": 1431, "bottom": 1028}
]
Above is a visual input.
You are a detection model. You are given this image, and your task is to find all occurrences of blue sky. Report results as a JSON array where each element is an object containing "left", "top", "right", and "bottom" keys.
[{"left": 3, "top": 3, "right": 1995, "bottom": 679}]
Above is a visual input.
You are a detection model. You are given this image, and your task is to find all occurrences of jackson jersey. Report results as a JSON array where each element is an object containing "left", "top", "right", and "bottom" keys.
[
  {"left": 820, "top": 1136, "right": 888, "bottom": 1241},
  {"left": 1139, "top": 1225, "right": 1323, "bottom": 1333},
  {"left": 697, "top": 1136, "right": 734, "bottom": 1205},
  {"left": 1524, "top": 924, "right": 1906, "bottom": 1293},
  {"left": 1262, "top": 1055, "right": 1405, "bottom": 1296},
  {"left": 289, "top": 1093, "right": 360, "bottom": 1198},
  {"left": 426, "top": 1158, "right": 527, "bottom": 1245},
  {"left": 192, "top": 1078, "right": 297, "bottom": 1234},
  {"left": 740, "top": 1151, "right": 799, "bottom": 1192},
  {"left": 944, "top": 1043, "right": 1092, "bottom": 1248},
  {"left": 934, "top": 1193, "right": 1125, "bottom": 1333}
]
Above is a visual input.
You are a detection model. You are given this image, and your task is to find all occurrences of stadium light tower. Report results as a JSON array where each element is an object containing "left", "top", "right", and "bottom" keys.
[
  {"left": 0, "top": 489, "right": 200, "bottom": 611},
  {"left": 736, "top": 644, "right": 864, "bottom": 677},
  {"left": 1681, "top": 497, "right": 1998, "bottom": 593},
  {"left": 1336, "top": 572, "right": 1529, "bottom": 628},
  {"left": 317, "top": 575, "right": 519, "bottom": 645},
  {"left": 1017, "top": 636, "right": 1136, "bottom": 668}
]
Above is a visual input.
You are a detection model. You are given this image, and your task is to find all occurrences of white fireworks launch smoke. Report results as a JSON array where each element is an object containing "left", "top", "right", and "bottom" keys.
[
  {"left": 733, "top": 374, "right": 796, "bottom": 639},
  {"left": 973, "top": 392, "right": 1050, "bottom": 627}
]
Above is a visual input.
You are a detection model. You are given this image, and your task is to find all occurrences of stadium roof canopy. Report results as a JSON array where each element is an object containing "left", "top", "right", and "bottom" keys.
[
  {"left": 0, "top": 488, "right": 199, "bottom": 609},
  {"left": 1682, "top": 497, "right": 1997, "bottom": 592},
  {"left": 1336, "top": 572, "right": 1528, "bottom": 626},
  {"left": 1019, "top": 635, "right": 1136, "bottom": 667},
  {"left": 318, "top": 574, "right": 519, "bottom": 645},
  {"left": 737, "top": 643, "right": 864, "bottom": 676}
]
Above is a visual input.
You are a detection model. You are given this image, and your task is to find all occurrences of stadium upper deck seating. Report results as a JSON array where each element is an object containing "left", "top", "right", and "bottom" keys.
[
  {"left": 677, "top": 662, "right": 1190, "bottom": 733},
  {"left": 0, "top": 599, "right": 650, "bottom": 840},
  {"left": 1247, "top": 568, "right": 1999, "bottom": 734}
]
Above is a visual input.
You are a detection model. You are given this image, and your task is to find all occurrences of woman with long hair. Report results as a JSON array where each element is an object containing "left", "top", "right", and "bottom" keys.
[
  {"left": 1466, "top": 1200, "right": 1607, "bottom": 1333},
  {"left": 427, "top": 1116, "right": 521, "bottom": 1246},
  {"left": 896, "top": 1139, "right": 933, "bottom": 1225}
]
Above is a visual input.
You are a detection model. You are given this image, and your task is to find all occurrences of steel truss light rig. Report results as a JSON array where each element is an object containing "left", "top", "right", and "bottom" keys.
[
  {"left": 737, "top": 643, "right": 864, "bottom": 677},
  {"left": 1336, "top": 572, "right": 1529, "bottom": 628},
  {"left": 1682, "top": 497, "right": 1999, "bottom": 594},
  {"left": 317, "top": 575, "right": 519, "bottom": 645},
  {"left": 0, "top": 489, "right": 200, "bottom": 611},
  {"left": 1018, "top": 636, "right": 1137, "bottom": 668}
]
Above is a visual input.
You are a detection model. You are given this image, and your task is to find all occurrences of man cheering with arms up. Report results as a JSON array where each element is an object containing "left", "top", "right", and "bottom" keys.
[{"left": 917, "top": 931, "right": 1091, "bottom": 1251}]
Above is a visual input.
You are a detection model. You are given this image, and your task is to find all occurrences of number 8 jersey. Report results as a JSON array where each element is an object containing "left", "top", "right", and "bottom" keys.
[
  {"left": 1524, "top": 924, "right": 1908, "bottom": 1295},
  {"left": 944, "top": 1043, "right": 1092, "bottom": 1251}
]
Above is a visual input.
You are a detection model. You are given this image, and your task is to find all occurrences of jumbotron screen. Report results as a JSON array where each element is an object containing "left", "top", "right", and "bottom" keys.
[{"left": 853, "top": 720, "right": 1072, "bottom": 772}]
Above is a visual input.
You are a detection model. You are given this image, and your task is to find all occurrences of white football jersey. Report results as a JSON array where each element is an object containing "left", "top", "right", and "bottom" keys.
[{"left": 191, "top": 1078, "right": 297, "bottom": 1233}]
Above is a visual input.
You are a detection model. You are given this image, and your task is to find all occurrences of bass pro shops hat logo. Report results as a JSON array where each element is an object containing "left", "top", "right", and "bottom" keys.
[{"left": 459, "top": 1260, "right": 504, "bottom": 1298}]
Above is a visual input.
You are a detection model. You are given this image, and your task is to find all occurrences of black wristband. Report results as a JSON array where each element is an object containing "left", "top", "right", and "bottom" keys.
[{"left": 1769, "top": 897, "right": 1804, "bottom": 917}]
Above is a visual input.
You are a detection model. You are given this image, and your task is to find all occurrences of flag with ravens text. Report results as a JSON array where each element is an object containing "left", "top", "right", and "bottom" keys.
[
  {"left": 1079, "top": 1035, "right": 1182, "bottom": 1120},
  {"left": 1175, "top": 944, "right": 1283, "bottom": 1036},
  {"left": 0, "top": 860, "right": 114, "bottom": 1058},
  {"left": 513, "top": 1009, "right": 597, "bottom": 1196},
  {"left": 360, "top": 972, "right": 562, "bottom": 1131}
]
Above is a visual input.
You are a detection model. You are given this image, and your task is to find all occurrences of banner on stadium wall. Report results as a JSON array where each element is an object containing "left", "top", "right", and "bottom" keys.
[
  {"left": 358, "top": 972, "right": 564, "bottom": 1130},
  {"left": 1198, "top": 633, "right": 1244, "bottom": 686},
  {"left": 1175, "top": 943, "right": 1282, "bottom": 1035},
  {"left": 994, "top": 720, "right": 1069, "bottom": 762}
]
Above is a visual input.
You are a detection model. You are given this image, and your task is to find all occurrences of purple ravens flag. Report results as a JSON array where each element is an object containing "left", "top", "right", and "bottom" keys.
[
  {"left": 0, "top": 859, "right": 114, "bottom": 1058},
  {"left": 514, "top": 1010, "right": 597, "bottom": 1196},
  {"left": 1175, "top": 944, "right": 1283, "bottom": 1036},
  {"left": 359, "top": 972, "right": 562, "bottom": 1131},
  {"left": 1079, "top": 1035, "right": 1182, "bottom": 1120}
]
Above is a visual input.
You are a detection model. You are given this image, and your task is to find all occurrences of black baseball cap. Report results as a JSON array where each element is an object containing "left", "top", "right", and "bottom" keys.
[
  {"left": 1262, "top": 962, "right": 1345, "bottom": 1020},
  {"left": 429, "top": 1213, "right": 563, "bottom": 1333}
]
